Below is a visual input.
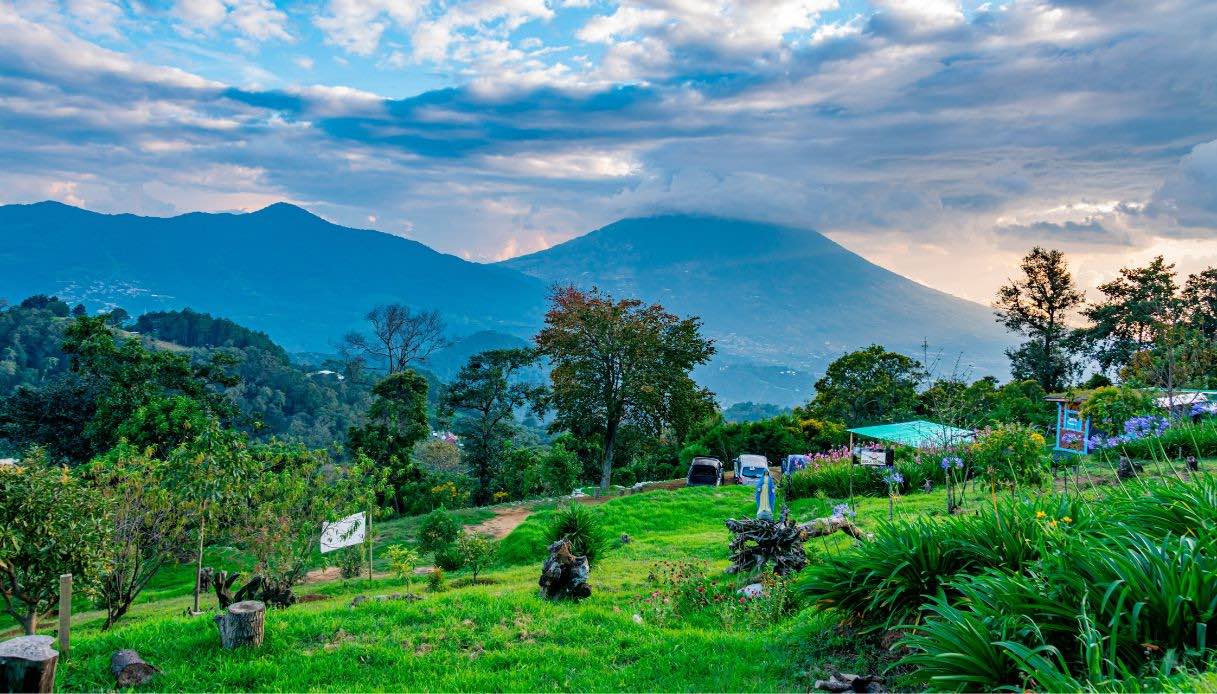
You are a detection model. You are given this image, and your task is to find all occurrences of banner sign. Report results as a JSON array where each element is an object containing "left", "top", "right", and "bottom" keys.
[
  {"left": 856, "top": 449, "right": 889, "bottom": 466},
  {"left": 320, "top": 512, "right": 366, "bottom": 554}
]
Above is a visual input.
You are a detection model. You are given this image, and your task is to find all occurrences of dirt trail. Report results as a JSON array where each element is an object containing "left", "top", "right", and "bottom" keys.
[{"left": 468, "top": 505, "right": 535, "bottom": 539}]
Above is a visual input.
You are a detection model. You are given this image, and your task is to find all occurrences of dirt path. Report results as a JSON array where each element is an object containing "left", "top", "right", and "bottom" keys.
[{"left": 467, "top": 505, "right": 535, "bottom": 539}]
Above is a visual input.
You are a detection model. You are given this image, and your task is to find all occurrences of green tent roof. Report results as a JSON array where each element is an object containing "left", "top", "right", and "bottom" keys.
[{"left": 847, "top": 420, "right": 974, "bottom": 449}]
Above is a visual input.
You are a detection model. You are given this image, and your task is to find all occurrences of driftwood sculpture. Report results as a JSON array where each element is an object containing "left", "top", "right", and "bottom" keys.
[
  {"left": 539, "top": 539, "right": 591, "bottom": 600},
  {"left": 0, "top": 636, "right": 58, "bottom": 694},
  {"left": 726, "top": 507, "right": 871, "bottom": 576},
  {"left": 206, "top": 568, "right": 295, "bottom": 608},
  {"left": 111, "top": 649, "right": 159, "bottom": 687}
]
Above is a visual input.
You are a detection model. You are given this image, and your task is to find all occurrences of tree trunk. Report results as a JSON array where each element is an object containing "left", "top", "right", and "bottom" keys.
[
  {"left": 193, "top": 506, "right": 207, "bottom": 614},
  {"left": 214, "top": 600, "right": 266, "bottom": 649},
  {"left": 110, "top": 649, "right": 158, "bottom": 687},
  {"left": 599, "top": 418, "right": 619, "bottom": 491},
  {"left": 20, "top": 611, "right": 36, "bottom": 637},
  {"left": 538, "top": 539, "right": 591, "bottom": 600},
  {"left": 0, "top": 635, "right": 58, "bottom": 693}
]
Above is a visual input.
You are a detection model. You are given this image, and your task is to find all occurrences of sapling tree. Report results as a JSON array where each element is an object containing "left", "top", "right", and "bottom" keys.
[
  {"left": 168, "top": 421, "right": 256, "bottom": 614},
  {"left": 0, "top": 450, "right": 109, "bottom": 634},
  {"left": 86, "top": 443, "right": 189, "bottom": 629},
  {"left": 993, "top": 247, "right": 1085, "bottom": 391},
  {"left": 233, "top": 447, "right": 383, "bottom": 605},
  {"left": 456, "top": 531, "right": 496, "bottom": 583}
]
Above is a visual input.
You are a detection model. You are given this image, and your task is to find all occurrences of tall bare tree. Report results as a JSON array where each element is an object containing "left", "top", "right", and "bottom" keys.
[{"left": 343, "top": 304, "right": 449, "bottom": 374}]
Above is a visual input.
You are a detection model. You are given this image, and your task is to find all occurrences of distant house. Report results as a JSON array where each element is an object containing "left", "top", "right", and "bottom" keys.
[
  {"left": 0, "top": 458, "right": 17, "bottom": 468},
  {"left": 307, "top": 369, "right": 345, "bottom": 381}
]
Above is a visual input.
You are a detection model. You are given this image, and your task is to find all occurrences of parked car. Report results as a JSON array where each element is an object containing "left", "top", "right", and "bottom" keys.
[
  {"left": 686, "top": 457, "right": 723, "bottom": 486},
  {"left": 733, "top": 454, "right": 770, "bottom": 485}
]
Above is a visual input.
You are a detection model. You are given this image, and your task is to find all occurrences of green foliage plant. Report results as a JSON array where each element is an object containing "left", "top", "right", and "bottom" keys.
[{"left": 546, "top": 503, "right": 608, "bottom": 564}]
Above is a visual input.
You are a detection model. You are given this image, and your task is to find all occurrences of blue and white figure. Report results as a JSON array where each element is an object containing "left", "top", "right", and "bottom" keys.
[{"left": 755, "top": 470, "right": 776, "bottom": 521}]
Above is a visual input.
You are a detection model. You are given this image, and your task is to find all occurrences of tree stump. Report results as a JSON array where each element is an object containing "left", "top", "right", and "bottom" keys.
[
  {"left": 110, "top": 649, "right": 159, "bottom": 687},
  {"left": 0, "top": 635, "right": 58, "bottom": 694},
  {"left": 539, "top": 539, "right": 591, "bottom": 600},
  {"left": 214, "top": 600, "right": 266, "bottom": 649}
]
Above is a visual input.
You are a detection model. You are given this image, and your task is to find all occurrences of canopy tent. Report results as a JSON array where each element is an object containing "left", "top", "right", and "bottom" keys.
[{"left": 847, "top": 420, "right": 974, "bottom": 449}]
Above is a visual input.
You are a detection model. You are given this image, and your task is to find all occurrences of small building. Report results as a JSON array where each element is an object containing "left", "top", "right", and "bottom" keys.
[{"left": 846, "top": 420, "right": 975, "bottom": 464}]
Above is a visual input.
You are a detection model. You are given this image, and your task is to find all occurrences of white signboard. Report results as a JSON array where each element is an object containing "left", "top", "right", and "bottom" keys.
[
  {"left": 857, "top": 449, "right": 887, "bottom": 467},
  {"left": 320, "top": 512, "right": 366, "bottom": 554}
]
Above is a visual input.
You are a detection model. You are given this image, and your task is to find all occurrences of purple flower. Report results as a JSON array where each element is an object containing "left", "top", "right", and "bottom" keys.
[
  {"left": 880, "top": 468, "right": 904, "bottom": 485},
  {"left": 940, "top": 456, "right": 963, "bottom": 470},
  {"left": 1123, "top": 415, "right": 1169, "bottom": 440},
  {"left": 832, "top": 503, "right": 856, "bottom": 519}
]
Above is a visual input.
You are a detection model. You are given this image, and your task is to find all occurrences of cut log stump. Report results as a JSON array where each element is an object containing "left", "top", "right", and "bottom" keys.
[
  {"left": 726, "top": 506, "right": 872, "bottom": 576},
  {"left": 110, "top": 649, "right": 158, "bottom": 687},
  {"left": 0, "top": 635, "right": 58, "bottom": 694},
  {"left": 214, "top": 600, "right": 266, "bottom": 649},
  {"left": 539, "top": 539, "right": 591, "bottom": 600}
]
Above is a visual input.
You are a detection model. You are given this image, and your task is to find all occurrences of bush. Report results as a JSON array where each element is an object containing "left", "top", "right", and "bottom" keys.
[
  {"left": 433, "top": 544, "right": 465, "bottom": 571},
  {"left": 546, "top": 503, "right": 608, "bottom": 564},
  {"left": 1081, "top": 385, "right": 1156, "bottom": 434},
  {"left": 456, "top": 531, "right": 496, "bottom": 581},
  {"left": 1117, "top": 421, "right": 1217, "bottom": 460},
  {"left": 417, "top": 506, "right": 462, "bottom": 553},
  {"left": 426, "top": 567, "right": 446, "bottom": 592},
  {"left": 783, "top": 456, "right": 944, "bottom": 501},
  {"left": 337, "top": 546, "right": 365, "bottom": 579},
  {"left": 384, "top": 544, "right": 421, "bottom": 583},
  {"left": 970, "top": 423, "right": 1048, "bottom": 486}
]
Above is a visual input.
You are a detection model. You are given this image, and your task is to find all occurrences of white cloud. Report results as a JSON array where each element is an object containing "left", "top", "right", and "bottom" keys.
[{"left": 173, "top": 0, "right": 291, "bottom": 41}]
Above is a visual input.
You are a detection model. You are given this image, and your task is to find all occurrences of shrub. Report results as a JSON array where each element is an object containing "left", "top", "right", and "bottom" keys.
[
  {"left": 456, "top": 531, "right": 496, "bottom": 581},
  {"left": 970, "top": 424, "right": 1048, "bottom": 486},
  {"left": 417, "top": 506, "right": 462, "bottom": 553},
  {"left": 337, "top": 545, "right": 365, "bottom": 579},
  {"left": 433, "top": 544, "right": 466, "bottom": 571},
  {"left": 1081, "top": 386, "right": 1156, "bottom": 434},
  {"left": 546, "top": 503, "right": 608, "bottom": 564},
  {"left": 426, "top": 567, "right": 446, "bottom": 592},
  {"left": 384, "top": 544, "right": 421, "bottom": 583},
  {"left": 783, "top": 456, "right": 944, "bottom": 500}
]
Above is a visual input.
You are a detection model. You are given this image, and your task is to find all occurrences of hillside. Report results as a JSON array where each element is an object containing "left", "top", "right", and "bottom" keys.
[
  {"left": 1, "top": 203, "right": 1015, "bottom": 405},
  {"left": 502, "top": 215, "right": 1014, "bottom": 377},
  {"left": 0, "top": 201, "right": 548, "bottom": 352}
]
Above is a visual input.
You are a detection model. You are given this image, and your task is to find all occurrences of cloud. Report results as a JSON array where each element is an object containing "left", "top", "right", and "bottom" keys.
[{"left": 2, "top": 0, "right": 1217, "bottom": 304}]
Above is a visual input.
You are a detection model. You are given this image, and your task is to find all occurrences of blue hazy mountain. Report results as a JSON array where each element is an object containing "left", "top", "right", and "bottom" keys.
[
  {"left": 501, "top": 215, "right": 1013, "bottom": 380},
  {"left": 0, "top": 201, "right": 548, "bottom": 351},
  {"left": 1, "top": 203, "right": 1011, "bottom": 405}
]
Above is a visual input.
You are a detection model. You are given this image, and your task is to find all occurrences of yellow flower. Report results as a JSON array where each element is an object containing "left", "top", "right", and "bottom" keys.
[
  {"left": 1035, "top": 510, "right": 1046, "bottom": 519},
  {"left": 1062, "top": 516, "right": 1072, "bottom": 524},
  {"left": 1048, "top": 520, "right": 1058, "bottom": 528}
]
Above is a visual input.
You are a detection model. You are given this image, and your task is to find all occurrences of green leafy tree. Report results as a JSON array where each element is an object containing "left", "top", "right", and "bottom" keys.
[
  {"left": 536, "top": 287, "right": 715, "bottom": 491},
  {"left": 989, "top": 380, "right": 1052, "bottom": 429},
  {"left": 441, "top": 348, "right": 541, "bottom": 503},
  {"left": 167, "top": 422, "right": 257, "bottom": 614},
  {"left": 804, "top": 345, "right": 925, "bottom": 426},
  {"left": 1182, "top": 267, "right": 1217, "bottom": 338},
  {"left": 61, "top": 315, "right": 237, "bottom": 456},
  {"left": 232, "top": 446, "right": 381, "bottom": 604},
  {"left": 1081, "top": 256, "right": 1180, "bottom": 375},
  {"left": 0, "top": 375, "right": 97, "bottom": 463},
  {"left": 993, "top": 247, "right": 1085, "bottom": 391},
  {"left": 347, "top": 370, "right": 430, "bottom": 512},
  {"left": 969, "top": 424, "right": 1049, "bottom": 487},
  {"left": 85, "top": 443, "right": 188, "bottom": 629},
  {"left": 417, "top": 507, "right": 462, "bottom": 553},
  {"left": 455, "top": 531, "right": 496, "bottom": 582},
  {"left": 0, "top": 450, "right": 109, "bottom": 634}
]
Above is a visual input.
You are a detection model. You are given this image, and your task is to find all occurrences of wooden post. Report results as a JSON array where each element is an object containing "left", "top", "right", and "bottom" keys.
[
  {"left": 0, "top": 636, "right": 58, "bottom": 693},
  {"left": 193, "top": 504, "right": 207, "bottom": 615},
  {"left": 57, "top": 574, "right": 71, "bottom": 659},
  {"left": 214, "top": 601, "right": 266, "bottom": 649},
  {"left": 366, "top": 510, "right": 373, "bottom": 581}
]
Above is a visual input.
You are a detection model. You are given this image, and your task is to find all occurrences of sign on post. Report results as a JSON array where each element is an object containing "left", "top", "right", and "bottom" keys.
[{"left": 320, "top": 512, "right": 366, "bottom": 554}]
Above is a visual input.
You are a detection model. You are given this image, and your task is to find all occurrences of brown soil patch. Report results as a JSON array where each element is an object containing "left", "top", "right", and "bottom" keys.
[{"left": 469, "top": 505, "right": 535, "bottom": 539}]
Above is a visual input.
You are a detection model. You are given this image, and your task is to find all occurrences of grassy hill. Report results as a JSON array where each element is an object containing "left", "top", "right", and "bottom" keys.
[{"left": 47, "top": 486, "right": 916, "bottom": 692}]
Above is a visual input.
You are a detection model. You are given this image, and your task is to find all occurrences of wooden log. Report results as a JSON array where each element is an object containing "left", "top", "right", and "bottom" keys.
[
  {"left": 726, "top": 507, "right": 872, "bottom": 576},
  {"left": 110, "top": 649, "right": 159, "bottom": 687},
  {"left": 214, "top": 600, "right": 266, "bottom": 649},
  {"left": 0, "top": 635, "right": 58, "bottom": 694}
]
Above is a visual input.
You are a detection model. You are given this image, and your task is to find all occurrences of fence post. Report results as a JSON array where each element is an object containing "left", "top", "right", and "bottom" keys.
[{"left": 58, "top": 574, "right": 71, "bottom": 659}]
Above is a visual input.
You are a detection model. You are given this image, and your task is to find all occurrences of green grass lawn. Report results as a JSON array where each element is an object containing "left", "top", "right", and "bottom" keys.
[{"left": 48, "top": 485, "right": 923, "bottom": 692}]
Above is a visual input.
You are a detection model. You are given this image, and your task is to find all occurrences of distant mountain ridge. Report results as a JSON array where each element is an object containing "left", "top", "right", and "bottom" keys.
[
  {"left": 0, "top": 202, "right": 1012, "bottom": 405},
  {"left": 501, "top": 215, "right": 1013, "bottom": 375}
]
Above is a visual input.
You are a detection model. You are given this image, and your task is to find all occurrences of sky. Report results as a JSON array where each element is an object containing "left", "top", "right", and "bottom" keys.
[{"left": 2, "top": 0, "right": 1216, "bottom": 304}]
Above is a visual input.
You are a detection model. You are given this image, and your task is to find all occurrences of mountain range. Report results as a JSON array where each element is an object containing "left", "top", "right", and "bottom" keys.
[{"left": 0, "top": 201, "right": 1012, "bottom": 406}]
